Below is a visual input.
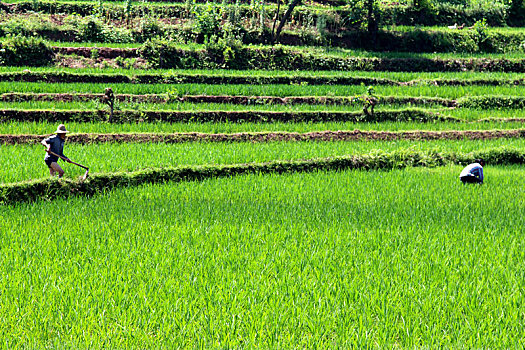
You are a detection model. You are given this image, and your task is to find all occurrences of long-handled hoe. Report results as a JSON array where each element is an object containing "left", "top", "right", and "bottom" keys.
[{"left": 46, "top": 150, "right": 90, "bottom": 181}]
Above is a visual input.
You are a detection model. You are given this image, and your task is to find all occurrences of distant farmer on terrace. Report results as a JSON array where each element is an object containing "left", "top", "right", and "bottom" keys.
[
  {"left": 41, "top": 124, "right": 72, "bottom": 178},
  {"left": 459, "top": 159, "right": 485, "bottom": 184}
]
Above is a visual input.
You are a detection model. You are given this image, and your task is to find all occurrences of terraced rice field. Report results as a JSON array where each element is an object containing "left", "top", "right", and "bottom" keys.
[
  {"left": 1, "top": 0, "right": 525, "bottom": 345},
  {"left": 2, "top": 168, "right": 525, "bottom": 347}
]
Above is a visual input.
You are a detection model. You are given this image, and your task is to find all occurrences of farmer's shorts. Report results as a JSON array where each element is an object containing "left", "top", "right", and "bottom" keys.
[
  {"left": 460, "top": 175, "right": 482, "bottom": 184},
  {"left": 45, "top": 159, "right": 56, "bottom": 168}
]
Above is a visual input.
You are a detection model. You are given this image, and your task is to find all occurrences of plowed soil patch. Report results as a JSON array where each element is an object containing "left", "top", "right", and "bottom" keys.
[{"left": 3, "top": 129, "right": 525, "bottom": 145}]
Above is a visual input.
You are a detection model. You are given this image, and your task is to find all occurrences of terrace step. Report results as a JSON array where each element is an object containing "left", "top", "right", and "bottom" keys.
[
  {"left": 0, "top": 93, "right": 457, "bottom": 107},
  {"left": 53, "top": 46, "right": 525, "bottom": 72},
  {"left": 2, "top": 71, "right": 525, "bottom": 86},
  {"left": 2, "top": 147, "right": 524, "bottom": 204},
  {"left": 0, "top": 108, "right": 455, "bottom": 123},
  {"left": 3, "top": 129, "right": 525, "bottom": 145},
  {"left": 56, "top": 47, "right": 139, "bottom": 59}
]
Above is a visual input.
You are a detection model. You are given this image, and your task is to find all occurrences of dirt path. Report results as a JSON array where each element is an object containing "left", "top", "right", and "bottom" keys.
[{"left": 3, "top": 129, "right": 525, "bottom": 145}]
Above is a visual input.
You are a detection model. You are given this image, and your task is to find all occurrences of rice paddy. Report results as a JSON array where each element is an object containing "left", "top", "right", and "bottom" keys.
[
  {"left": 2, "top": 82, "right": 525, "bottom": 98},
  {"left": 1, "top": 138, "right": 524, "bottom": 183},
  {"left": 2, "top": 120, "right": 525, "bottom": 135},
  {"left": 1, "top": 168, "right": 525, "bottom": 347},
  {"left": 1, "top": 2, "right": 525, "bottom": 345}
]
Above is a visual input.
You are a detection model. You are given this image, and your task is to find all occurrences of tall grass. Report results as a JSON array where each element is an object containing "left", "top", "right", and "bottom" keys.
[
  {"left": 1, "top": 100, "right": 524, "bottom": 121},
  {"left": 3, "top": 139, "right": 525, "bottom": 183},
  {"left": 0, "top": 100, "right": 379, "bottom": 112},
  {"left": 0, "top": 67, "right": 523, "bottom": 81},
  {"left": 0, "top": 167, "right": 524, "bottom": 346},
  {"left": 2, "top": 82, "right": 525, "bottom": 99},
  {"left": 447, "top": 108, "right": 525, "bottom": 121},
  {"left": 2, "top": 120, "right": 525, "bottom": 135}
]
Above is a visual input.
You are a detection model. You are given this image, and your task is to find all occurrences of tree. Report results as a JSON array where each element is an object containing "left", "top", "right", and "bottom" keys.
[
  {"left": 271, "top": 0, "right": 302, "bottom": 44},
  {"left": 365, "top": 0, "right": 379, "bottom": 34},
  {"left": 508, "top": 0, "right": 525, "bottom": 26}
]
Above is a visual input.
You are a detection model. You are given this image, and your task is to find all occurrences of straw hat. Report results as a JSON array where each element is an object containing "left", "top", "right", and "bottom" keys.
[{"left": 54, "top": 124, "right": 69, "bottom": 134}]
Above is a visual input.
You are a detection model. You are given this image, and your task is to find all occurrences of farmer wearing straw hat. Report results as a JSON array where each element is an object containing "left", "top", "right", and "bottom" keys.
[{"left": 41, "top": 124, "right": 72, "bottom": 178}]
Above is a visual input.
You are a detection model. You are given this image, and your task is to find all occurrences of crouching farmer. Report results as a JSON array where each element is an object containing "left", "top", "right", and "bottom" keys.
[
  {"left": 41, "top": 124, "right": 72, "bottom": 178},
  {"left": 459, "top": 159, "right": 485, "bottom": 184}
]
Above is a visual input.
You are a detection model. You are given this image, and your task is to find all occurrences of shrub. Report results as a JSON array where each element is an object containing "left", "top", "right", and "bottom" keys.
[
  {"left": 457, "top": 96, "right": 525, "bottom": 109},
  {"left": 138, "top": 39, "right": 203, "bottom": 69},
  {"left": 132, "top": 17, "right": 166, "bottom": 43},
  {"left": 204, "top": 33, "right": 245, "bottom": 69},
  {"left": 139, "top": 41, "right": 525, "bottom": 71},
  {"left": 193, "top": 2, "right": 222, "bottom": 37},
  {"left": 70, "top": 14, "right": 133, "bottom": 43},
  {"left": 0, "top": 35, "right": 54, "bottom": 66},
  {"left": 0, "top": 13, "right": 64, "bottom": 37},
  {"left": 75, "top": 15, "right": 106, "bottom": 42}
]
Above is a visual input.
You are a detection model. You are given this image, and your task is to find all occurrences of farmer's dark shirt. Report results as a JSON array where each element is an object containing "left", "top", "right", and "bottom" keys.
[{"left": 43, "top": 135, "right": 66, "bottom": 162}]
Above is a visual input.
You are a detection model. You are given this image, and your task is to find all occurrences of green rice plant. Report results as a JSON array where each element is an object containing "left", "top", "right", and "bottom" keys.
[
  {"left": 2, "top": 105, "right": 523, "bottom": 123},
  {"left": 3, "top": 139, "right": 525, "bottom": 183},
  {"left": 0, "top": 107, "right": 450, "bottom": 123},
  {"left": 0, "top": 166, "right": 524, "bottom": 346},
  {"left": 4, "top": 146, "right": 525, "bottom": 202},
  {"left": 0, "top": 66, "right": 523, "bottom": 82},
  {"left": 2, "top": 119, "right": 525, "bottom": 135},
  {"left": 5, "top": 128, "right": 525, "bottom": 146},
  {"left": 447, "top": 108, "right": 525, "bottom": 121},
  {"left": 2, "top": 82, "right": 525, "bottom": 99},
  {"left": 0, "top": 100, "right": 374, "bottom": 111}
]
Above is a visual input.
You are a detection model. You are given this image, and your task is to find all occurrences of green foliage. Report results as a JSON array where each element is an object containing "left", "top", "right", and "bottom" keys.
[
  {"left": 138, "top": 39, "right": 201, "bottom": 69},
  {"left": 0, "top": 108, "right": 455, "bottom": 124},
  {"left": 457, "top": 95, "right": 525, "bottom": 109},
  {"left": 124, "top": 0, "right": 133, "bottom": 20},
  {"left": 193, "top": 2, "right": 222, "bottom": 37},
  {"left": 382, "top": 3, "right": 512, "bottom": 26},
  {"left": 0, "top": 13, "right": 64, "bottom": 38},
  {"left": 132, "top": 17, "right": 165, "bottom": 42},
  {"left": 2, "top": 146, "right": 525, "bottom": 204},
  {"left": 6, "top": 0, "right": 525, "bottom": 30},
  {"left": 76, "top": 15, "right": 105, "bottom": 42},
  {"left": 67, "top": 14, "right": 134, "bottom": 43},
  {"left": 0, "top": 35, "right": 54, "bottom": 66},
  {"left": 334, "top": 28, "right": 525, "bottom": 53},
  {"left": 204, "top": 32, "right": 245, "bottom": 68},
  {"left": 114, "top": 56, "right": 139, "bottom": 69},
  {"left": 508, "top": 0, "right": 525, "bottom": 26},
  {"left": 138, "top": 43, "right": 525, "bottom": 71}
]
